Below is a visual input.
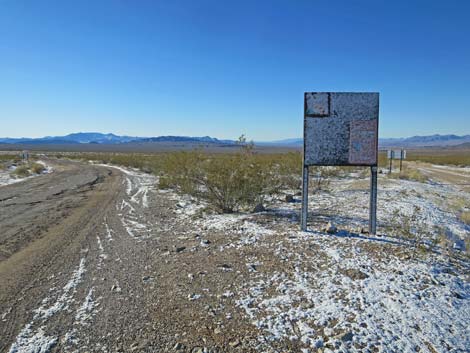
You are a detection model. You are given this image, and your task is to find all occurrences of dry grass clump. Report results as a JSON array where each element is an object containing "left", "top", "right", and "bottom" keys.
[
  {"left": 30, "top": 162, "right": 45, "bottom": 174},
  {"left": 10, "top": 165, "right": 30, "bottom": 178},
  {"left": 388, "top": 165, "right": 427, "bottom": 183},
  {"left": 460, "top": 211, "right": 470, "bottom": 225},
  {"left": 309, "top": 167, "right": 340, "bottom": 192}
]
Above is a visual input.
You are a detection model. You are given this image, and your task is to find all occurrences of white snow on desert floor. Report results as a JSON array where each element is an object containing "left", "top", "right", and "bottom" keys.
[{"left": 171, "top": 167, "right": 470, "bottom": 353}]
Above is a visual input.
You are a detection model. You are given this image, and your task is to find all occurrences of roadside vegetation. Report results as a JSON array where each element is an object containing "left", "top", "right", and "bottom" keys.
[
  {"left": 4, "top": 146, "right": 469, "bottom": 261},
  {"left": 0, "top": 154, "right": 21, "bottom": 170},
  {"left": 460, "top": 211, "right": 470, "bottom": 225},
  {"left": 386, "top": 164, "right": 428, "bottom": 183},
  {"left": 10, "top": 165, "right": 31, "bottom": 178},
  {"left": 9, "top": 162, "right": 46, "bottom": 179},
  {"left": 379, "top": 149, "right": 470, "bottom": 167}
]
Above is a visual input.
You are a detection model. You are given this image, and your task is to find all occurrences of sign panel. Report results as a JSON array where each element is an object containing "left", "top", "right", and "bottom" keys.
[
  {"left": 349, "top": 120, "right": 378, "bottom": 164},
  {"left": 304, "top": 92, "right": 379, "bottom": 166}
]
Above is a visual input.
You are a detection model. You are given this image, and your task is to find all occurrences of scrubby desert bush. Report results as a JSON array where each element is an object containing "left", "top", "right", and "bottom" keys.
[
  {"left": 388, "top": 165, "right": 427, "bottom": 183},
  {"left": 459, "top": 211, "right": 470, "bottom": 225},
  {"left": 158, "top": 142, "right": 284, "bottom": 213},
  {"left": 274, "top": 152, "right": 302, "bottom": 190},
  {"left": 30, "top": 162, "right": 45, "bottom": 174},
  {"left": 10, "top": 165, "right": 30, "bottom": 178},
  {"left": 310, "top": 166, "right": 341, "bottom": 192},
  {"left": 389, "top": 206, "right": 431, "bottom": 258}
]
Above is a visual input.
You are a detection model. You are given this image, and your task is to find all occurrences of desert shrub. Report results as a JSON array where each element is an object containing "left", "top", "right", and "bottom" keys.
[
  {"left": 378, "top": 151, "right": 388, "bottom": 168},
  {"left": 459, "top": 211, "right": 470, "bottom": 225},
  {"left": 309, "top": 166, "right": 340, "bottom": 192},
  {"left": 464, "top": 236, "right": 470, "bottom": 258},
  {"left": 11, "top": 165, "right": 30, "bottom": 178},
  {"left": 158, "top": 150, "right": 205, "bottom": 194},
  {"left": 273, "top": 152, "right": 302, "bottom": 190},
  {"left": 158, "top": 145, "right": 283, "bottom": 213},
  {"left": 438, "top": 231, "right": 455, "bottom": 260},
  {"left": 390, "top": 206, "right": 430, "bottom": 257},
  {"left": 30, "top": 162, "right": 45, "bottom": 174},
  {"left": 0, "top": 154, "right": 21, "bottom": 166},
  {"left": 388, "top": 165, "right": 427, "bottom": 183}
]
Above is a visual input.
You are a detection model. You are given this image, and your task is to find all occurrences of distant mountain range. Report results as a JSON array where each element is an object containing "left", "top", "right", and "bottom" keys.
[
  {"left": 379, "top": 134, "right": 470, "bottom": 147},
  {"left": 1, "top": 132, "right": 470, "bottom": 148},
  {"left": 260, "top": 134, "right": 470, "bottom": 148},
  {"left": 0, "top": 132, "right": 234, "bottom": 145}
]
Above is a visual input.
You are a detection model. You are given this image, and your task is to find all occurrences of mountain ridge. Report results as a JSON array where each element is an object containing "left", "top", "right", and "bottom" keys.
[{"left": 1, "top": 132, "right": 470, "bottom": 148}]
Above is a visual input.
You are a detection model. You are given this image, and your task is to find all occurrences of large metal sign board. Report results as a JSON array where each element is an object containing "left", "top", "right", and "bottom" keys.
[
  {"left": 301, "top": 92, "right": 380, "bottom": 234},
  {"left": 304, "top": 92, "right": 379, "bottom": 166}
]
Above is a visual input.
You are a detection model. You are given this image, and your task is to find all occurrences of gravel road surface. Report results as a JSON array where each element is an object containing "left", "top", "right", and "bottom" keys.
[{"left": 0, "top": 160, "right": 257, "bottom": 353}]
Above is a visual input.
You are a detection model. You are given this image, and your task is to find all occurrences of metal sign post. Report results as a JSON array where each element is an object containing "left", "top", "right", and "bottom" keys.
[
  {"left": 400, "top": 150, "right": 403, "bottom": 172},
  {"left": 301, "top": 92, "right": 379, "bottom": 234},
  {"left": 369, "top": 166, "right": 378, "bottom": 234},
  {"left": 301, "top": 165, "right": 309, "bottom": 231}
]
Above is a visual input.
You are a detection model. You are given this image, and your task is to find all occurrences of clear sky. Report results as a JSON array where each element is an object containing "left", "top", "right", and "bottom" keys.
[{"left": 1, "top": 0, "right": 469, "bottom": 140}]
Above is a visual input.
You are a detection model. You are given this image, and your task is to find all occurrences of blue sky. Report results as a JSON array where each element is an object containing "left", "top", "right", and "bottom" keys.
[{"left": 1, "top": 0, "right": 469, "bottom": 140}]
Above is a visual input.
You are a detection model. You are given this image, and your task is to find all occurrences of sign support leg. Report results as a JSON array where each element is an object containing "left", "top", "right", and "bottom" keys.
[
  {"left": 400, "top": 150, "right": 403, "bottom": 172},
  {"left": 389, "top": 157, "right": 392, "bottom": 174},
  {"left": 369, "top": 166, "right": 378, "bottom": 235},
  {"left": 301, "top": 165, "right": 309, "bottom": 231}
]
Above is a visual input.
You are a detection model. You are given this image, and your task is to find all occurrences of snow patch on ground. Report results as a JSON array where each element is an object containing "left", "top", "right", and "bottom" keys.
[
  {"left": 33, "top": 258, "right": 86, "bottom": 320},
  {"left": 96, "top": 164, "right": 156, "bottom": 240},
  {"left": 75, "top": 288, "right": 99, "bottom": 326},
  {"left": 104, "top": 218, "right": 114, "bottom": 241},
  {"left": 8, "top": 258, "right": 86, "bottom": 353},
  {"left": 95, "top": 164, "right": 155, "bottom": 208},
  {"left": 96, "top": 236, "right": 107, "bottom": 266},
  {"left": 235, "top": 227, "right": 470, "bottom": 352},
  {"left": 8, "top": 325, "right": 58, "bottom": 353}
]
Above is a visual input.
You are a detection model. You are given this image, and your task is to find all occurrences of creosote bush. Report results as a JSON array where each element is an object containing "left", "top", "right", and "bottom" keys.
[{"left": 159, "top": 143, "right": 291, "bottom": 213}]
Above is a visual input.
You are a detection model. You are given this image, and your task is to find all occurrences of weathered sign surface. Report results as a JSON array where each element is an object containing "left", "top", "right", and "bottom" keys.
[
  {"left": 304, "top": 92, "right": 379, "bottom": 166},
  {"left": 301, "top": 91, "right": 380, "bottom": 234}
]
